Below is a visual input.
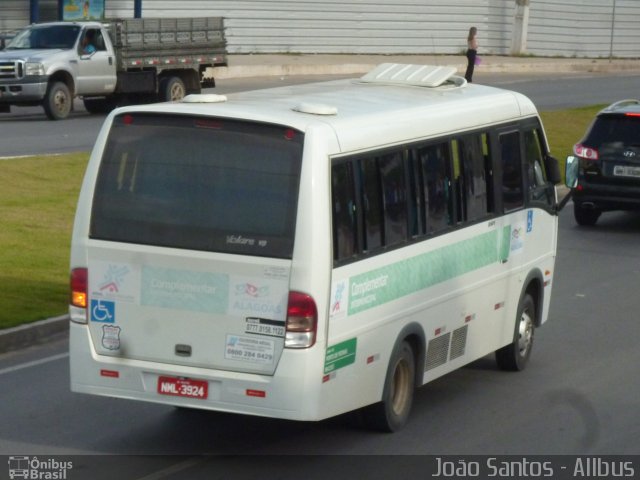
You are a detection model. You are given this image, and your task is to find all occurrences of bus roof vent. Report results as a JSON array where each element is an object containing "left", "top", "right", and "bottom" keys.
[
  {"left": 359, "top": 63, "right": 466, "bottom": 88},
  {"left": 182, "top": 94, "right": 227, "bottom": 104},
  {"left": 292, "top": 102, "right": 338, "bottom": 116}
]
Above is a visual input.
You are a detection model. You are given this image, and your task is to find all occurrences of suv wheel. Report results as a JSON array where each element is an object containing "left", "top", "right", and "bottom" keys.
[{"left": 574, "top": 203, "right": 601, "bottom": 226}]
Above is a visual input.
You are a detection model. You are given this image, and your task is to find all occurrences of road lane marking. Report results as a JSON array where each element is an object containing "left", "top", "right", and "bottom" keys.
[{"left": 0, "top": 352, "right": 69, "bottom": 376}]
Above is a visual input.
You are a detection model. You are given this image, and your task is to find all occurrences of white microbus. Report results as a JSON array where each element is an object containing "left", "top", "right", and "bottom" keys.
[{"left": 69, "top": 64, "right": 561, "bottom": 431}]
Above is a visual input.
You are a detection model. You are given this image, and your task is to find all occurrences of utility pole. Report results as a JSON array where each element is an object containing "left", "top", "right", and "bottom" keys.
[
  {"left": 609, "top": 0, "right": 617, "bottom": 61},
  {"left": 511, "top": 0, "right": 530, "bottom": 55}
]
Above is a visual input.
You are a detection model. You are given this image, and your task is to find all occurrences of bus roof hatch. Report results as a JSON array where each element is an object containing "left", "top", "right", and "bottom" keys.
[{"left": 359, "top": 63, "right": 466, "bottom": 88}]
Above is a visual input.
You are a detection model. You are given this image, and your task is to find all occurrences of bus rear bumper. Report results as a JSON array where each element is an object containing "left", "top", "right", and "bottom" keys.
[{"left": 69, "top": 322, "right": 324, "bottom": 422}]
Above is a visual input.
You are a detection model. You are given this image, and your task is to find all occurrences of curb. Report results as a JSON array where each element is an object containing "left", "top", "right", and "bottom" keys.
[{"left": 0, "top": 314, "right": 69, "bottom": 354}]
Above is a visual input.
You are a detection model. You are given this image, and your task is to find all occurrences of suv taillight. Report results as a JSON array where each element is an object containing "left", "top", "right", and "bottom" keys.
[
  {"left": 573, "top": 143, "right": 599, "bottom": 161},
  {"left": 70, "top": 268, "right": 88, "bottom": 308},
  {"left": 285, "top": 291, "right": 317, "bottom": 348}
]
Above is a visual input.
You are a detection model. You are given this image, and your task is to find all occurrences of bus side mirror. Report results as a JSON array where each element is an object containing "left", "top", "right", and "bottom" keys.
[
  {"left": 555, "top": 155, "right": 579, "bottom": 213},
  {"left": 565, "top": 155, "right": 579, "bottom": 188},
  {"left": 544, "top": 155, "right": 561, "bottom": 185}
]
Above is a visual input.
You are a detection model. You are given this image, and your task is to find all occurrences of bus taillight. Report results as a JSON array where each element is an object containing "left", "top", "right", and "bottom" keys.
[
  {"left": 285, "top": 291, "right": 317, "bottom": 349},
  {"left": 70, "top": 268, "right": 88, "bottom": 309}
]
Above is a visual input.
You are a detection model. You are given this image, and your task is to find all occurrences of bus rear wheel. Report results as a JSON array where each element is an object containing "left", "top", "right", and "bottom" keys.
[{"left": 362, "top": 340, "right": 415, "bottom": 432}]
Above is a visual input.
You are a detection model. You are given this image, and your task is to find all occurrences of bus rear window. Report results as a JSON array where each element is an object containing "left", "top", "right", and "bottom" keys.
[
  {"left": 90, "top": 114, "right": 304, "bottom": 258},
  {"left": 583, "top": 114, "right": 640, "bottom": 150}
]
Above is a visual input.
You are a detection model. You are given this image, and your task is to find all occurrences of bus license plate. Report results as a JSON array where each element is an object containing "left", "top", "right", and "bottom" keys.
[{"left": 157, "top": 376, "right": 208, "bottom": 399}]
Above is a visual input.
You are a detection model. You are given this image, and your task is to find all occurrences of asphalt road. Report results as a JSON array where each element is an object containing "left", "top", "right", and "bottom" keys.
[{"left": 2, "top": 71, "right": 640, "bottom": 158}]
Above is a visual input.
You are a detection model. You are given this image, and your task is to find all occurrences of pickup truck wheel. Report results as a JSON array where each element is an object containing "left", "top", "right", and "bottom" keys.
[
  {"left": 43, "top": 82, "right": 72, "bottom": 120},
  {"left": 161, "top": 76, "right": 186, "bottom": 102}
]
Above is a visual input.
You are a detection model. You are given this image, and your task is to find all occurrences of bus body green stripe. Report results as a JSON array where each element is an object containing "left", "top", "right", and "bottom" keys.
[{"left": 348, "top": 226, "right": 511, "bottom": 315}]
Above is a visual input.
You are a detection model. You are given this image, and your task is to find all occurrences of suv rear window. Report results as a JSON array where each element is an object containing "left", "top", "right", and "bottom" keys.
[
  {"left": 583, "top": 114, "right": 640, "bottom": 150},
  {"left": 91, "top": 114, "right": 304, "bottom": 258}
]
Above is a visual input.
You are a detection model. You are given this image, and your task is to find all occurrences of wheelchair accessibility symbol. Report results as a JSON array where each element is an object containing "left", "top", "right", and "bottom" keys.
[{"left": 91, "top": 299, "right": 115, "bottom": 323}]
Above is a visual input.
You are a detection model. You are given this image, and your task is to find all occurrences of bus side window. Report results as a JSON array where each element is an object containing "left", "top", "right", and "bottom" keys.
[
  {"left": 359, "top": 157, "right": 383, "bottom": 252},
  {"left": 331, "top": 162, "right": 358, "bottom": 262},
  {"left": 378, "top": 151, "right": 408, "bottom": 246},
  {"left": 418, "top": 142, "right": 452, "bottom": 234},
  {"left": 407, "top": 149, "right": 426, "bottom": 237},
  {"left": 457, "top": 133, "right": 491, "bottom": 221},
  {"left": 499, "top": 131, "right": 524, "bottom": 212},
  {"left": 451, "top": 139, "right": 465, "bottom": 223},
  {"left": 482, "top": 133, "right": 495, "bottom": 213},
  {"left": 524, "top": 129, "right": 554, "bottom": 206}
]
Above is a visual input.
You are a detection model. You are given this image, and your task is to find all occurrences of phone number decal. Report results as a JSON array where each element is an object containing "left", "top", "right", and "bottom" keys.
[
  {"left": 225, "top": 334, "right": 275, "bottom": 364},
  {"left": 245, "top": 317, "right": 285, "bottom": 337}
]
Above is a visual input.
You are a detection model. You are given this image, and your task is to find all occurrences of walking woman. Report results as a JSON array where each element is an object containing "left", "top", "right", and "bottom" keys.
[{"left": 465, "top": 26, "right": 478, "bottom": 82}]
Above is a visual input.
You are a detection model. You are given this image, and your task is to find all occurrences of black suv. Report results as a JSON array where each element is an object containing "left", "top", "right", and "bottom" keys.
[{"left": 567, "top": 99, "right": 640, "bottom": 226}]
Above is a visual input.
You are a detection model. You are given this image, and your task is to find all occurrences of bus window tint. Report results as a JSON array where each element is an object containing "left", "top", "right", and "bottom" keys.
[
  {"left": 458, "top": 133, "right": 490, "bottom": 221},
  {"left": 332, "top": 162, "right": 358, "bottom": 261},
  {"left": 408, "top": 150, "right": 425, "bottom": 237},
  {"left": 331, "top": 124, "right": 543, "bottom": 264},
  {"left": 379, "top": 152, "right": 408, "bottom": 246},
  {"left": 524, "top": 129, "right": 553, "bottom": 206},
  {"left": 451, "top": 139, "right": 465, "bottom": 222},
  {"left": 91, "top": 114, "right": 303, "bottom": 258},
  {"left": 499, "top": 131, "right": 524, "bottom": 211},
  {"left": 417, "top": 143, "right": 452, "bottom": 234},
  {"left": 360, "top": 157, "right": 383, "bottom": 251}
]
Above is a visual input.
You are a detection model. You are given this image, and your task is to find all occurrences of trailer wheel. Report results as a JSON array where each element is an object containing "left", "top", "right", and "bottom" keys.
[
  {"left": 361, "top": 340, "right": 415, "bottom": 432},
  {"left": 161, "top": 76, "right": 186, "bottom": 102},
  {"left": 496, "top": 293, "right": 535, "bottom": 371},
  {"left": 43, "top": 82, "right": 72, "bottom": 120}
]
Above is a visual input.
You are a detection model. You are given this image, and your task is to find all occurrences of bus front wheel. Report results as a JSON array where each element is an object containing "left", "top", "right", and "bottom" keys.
[
  {"left": 496, "top": 293, "right": 535, "bottom": 371},
  {"left": 362, "top": 340, "right": 415, "bottom": 432}
]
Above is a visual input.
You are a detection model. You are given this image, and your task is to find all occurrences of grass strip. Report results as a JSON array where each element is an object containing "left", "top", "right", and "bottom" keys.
[{"left": 0, "top": 152, "right": 88, "bottom": 329}]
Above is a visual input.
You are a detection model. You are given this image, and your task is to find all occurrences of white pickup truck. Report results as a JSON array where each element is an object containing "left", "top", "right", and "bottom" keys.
[{"left": 0, "top": 17, "right": 227, "bottom": 120}]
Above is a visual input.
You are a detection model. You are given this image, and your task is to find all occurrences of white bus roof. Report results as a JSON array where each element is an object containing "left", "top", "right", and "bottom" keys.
[{"left": 120, "top": 64, "right": 540, "bottom": 154}]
